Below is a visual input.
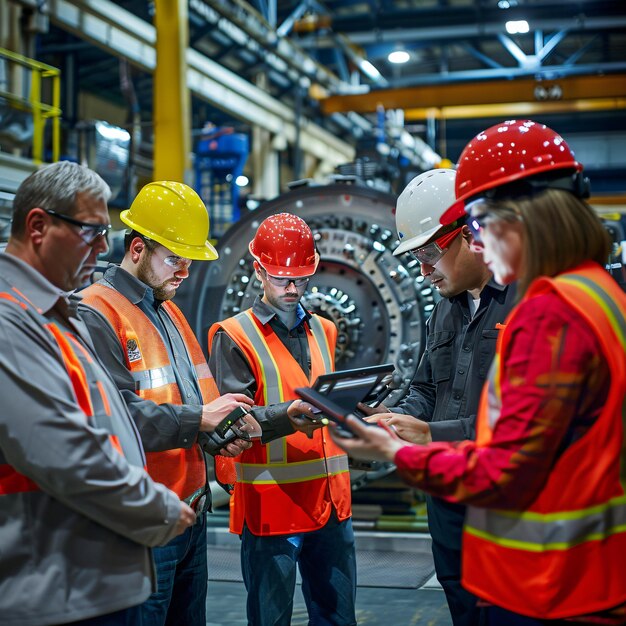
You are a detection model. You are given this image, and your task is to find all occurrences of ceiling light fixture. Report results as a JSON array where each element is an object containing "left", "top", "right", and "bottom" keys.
[
  {"left": 360, "top": 59, "right": 382, "bottom": 80},
  {"left": 388, "top": 50, "right": 410, "bottom": 64},
  {"left": 505, "top": 20, "right": 529, "bottom": 34}
]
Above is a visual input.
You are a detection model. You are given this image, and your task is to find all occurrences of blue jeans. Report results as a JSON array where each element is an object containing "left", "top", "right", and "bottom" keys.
[
  {"left": 241, "top": 513, "right": 357, "bottom": 626},
  {"left": 63, "top": 605, "right": 143, "bottom": 625},
  {"left": 140, "top": 512, "right": 208, "bottom": 626}
]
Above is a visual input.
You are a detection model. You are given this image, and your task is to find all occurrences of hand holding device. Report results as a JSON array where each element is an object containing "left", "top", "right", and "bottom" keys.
[
  {"left": 295, "top": 387, "right": 366, "bottom": 438},
  {"left": 199, "top": 405, "right": 252, "bottom": 456}
]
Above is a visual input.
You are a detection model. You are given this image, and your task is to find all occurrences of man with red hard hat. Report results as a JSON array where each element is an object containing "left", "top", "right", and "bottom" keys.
[{"left": 209, "top": 213, "right": 356, "bottom": 626}]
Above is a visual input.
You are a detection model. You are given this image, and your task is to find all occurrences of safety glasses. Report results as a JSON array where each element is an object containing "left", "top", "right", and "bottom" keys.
[
  {"left": 467, "top": 214, "right": 491, "bottom": 243},
  {"left": 409, "top": 226, "right": 463, "bottom": 266},
  {"left": 45, "top": 208, "right": 111, "bottom": 245},
  {"left": 158, "top": 252, "right": 192, "bottom": 271},
  {"left": 262, "top": 269, "right": 309, "bottom": 288},
  {"left": 467, "top": 205, "right": 522, "bottom": 243},
  {"left": 140, "top": 235, "right": 192, "bottom": 270}
]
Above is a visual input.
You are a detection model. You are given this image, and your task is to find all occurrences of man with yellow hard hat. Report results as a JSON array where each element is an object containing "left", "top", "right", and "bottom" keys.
[{"left": 80, "top": 181, "right": 253, "bottom": 626}]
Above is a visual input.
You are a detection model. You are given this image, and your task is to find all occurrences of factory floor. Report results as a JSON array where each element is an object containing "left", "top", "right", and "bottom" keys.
[{"left": 205, "top": 526, "right": 453, "bottom": 626}]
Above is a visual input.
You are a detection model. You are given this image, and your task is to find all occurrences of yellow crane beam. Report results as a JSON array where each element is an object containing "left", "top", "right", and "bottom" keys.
[{"left": 320, "top": 75, "right": 626, "bottom": 118}]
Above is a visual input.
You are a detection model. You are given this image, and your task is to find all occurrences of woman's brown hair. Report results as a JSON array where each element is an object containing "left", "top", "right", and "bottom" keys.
[{"left": 480, "top": 189, "right": 611, "bottom": 296}]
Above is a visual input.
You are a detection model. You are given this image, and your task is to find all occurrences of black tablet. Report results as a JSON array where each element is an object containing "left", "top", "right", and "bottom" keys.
[
  {"left": 294, "top": 386, "right": 361, "bottom": 437},
  {"left": 307, "top": 363, "right": 394, "bottom": 413}
]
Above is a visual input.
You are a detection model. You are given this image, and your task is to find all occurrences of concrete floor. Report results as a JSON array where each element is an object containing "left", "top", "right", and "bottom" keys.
[
  {"left": 205, "top": 527, "right": 453, "bottom": 626},
  {"left": 206, "top": 580, "right": 453, "bottom": 625}
]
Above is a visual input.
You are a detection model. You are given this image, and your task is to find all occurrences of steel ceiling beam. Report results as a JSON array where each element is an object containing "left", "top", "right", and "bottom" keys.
[
  {"left": 329, "top": 16, "right": 626, "bottom": 46},
  {"left": 46, "top": 0, "right": 355, "bottom": 166},
  {"left": 403, "top": 98, "right": 626, "bottom": 122},
  {"left": 320, "top": 74, "right": 626, "bottom": 114}
]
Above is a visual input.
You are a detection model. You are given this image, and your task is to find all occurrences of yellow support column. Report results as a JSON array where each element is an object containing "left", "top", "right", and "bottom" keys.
[
  {"left": 30, "top": 70, "right": 43, "bottom": 164},
  {"left": 153, "top": 0, "right": 190, "bottom": 182}
]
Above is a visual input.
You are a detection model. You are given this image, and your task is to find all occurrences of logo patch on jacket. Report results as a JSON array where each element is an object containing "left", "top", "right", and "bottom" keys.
[{"left": 127, "top": 338, "right": 142, "bottom": 362}]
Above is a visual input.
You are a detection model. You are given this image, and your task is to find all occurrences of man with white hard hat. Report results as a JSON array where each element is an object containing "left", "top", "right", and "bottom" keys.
[{"left": 363, "top": 168, "right": 516, "bottom": 626}]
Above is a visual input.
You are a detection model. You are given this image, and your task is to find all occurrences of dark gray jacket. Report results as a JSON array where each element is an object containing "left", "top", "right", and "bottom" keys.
[{"left": 394, "top": 280, "right": 516, "bottom": 441}]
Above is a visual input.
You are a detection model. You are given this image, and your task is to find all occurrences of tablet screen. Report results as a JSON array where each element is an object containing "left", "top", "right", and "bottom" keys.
[{"left": 310, "top": 364, "right": 394, "bottom": 412}]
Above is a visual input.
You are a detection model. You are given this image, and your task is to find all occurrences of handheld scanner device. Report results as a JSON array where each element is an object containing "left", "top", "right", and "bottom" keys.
[{"left": 215, "top": 405, "right": 249, "bottom": 438}]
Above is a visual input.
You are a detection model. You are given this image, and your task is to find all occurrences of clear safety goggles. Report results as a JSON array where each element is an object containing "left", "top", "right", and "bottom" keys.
[
  {"left": 140, "top": 235, "right": 192, "bottom": 270},
  {"left": 262, "top": 269, "right": 310, "bottom": 288},
  {"left": 409, "top": 226, "right": 463, "bottom": 266}
]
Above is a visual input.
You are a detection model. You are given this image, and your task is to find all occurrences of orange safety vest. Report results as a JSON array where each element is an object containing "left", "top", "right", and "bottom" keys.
[
  {"left": 209, "top": 310, "right": 352, "bottom": 536},
  {"left": 0, "top": 285, "right": 144, "bottom": 495},
  {"left": 463, "top": 262, "right": 626, "bottom": 619},
  {"left": 81, "top": 282, "right": 220, "bottom": 500}
]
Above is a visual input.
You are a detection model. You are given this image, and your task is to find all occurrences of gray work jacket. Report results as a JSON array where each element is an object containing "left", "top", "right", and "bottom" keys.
[{"left": 0, "top": 253, "right": 181, "bottom": 626}]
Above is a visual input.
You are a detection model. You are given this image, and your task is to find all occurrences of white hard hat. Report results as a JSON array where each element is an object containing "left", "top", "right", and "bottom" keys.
[{"left": 393, "top": 168, "right": 457, "bottom": 256}]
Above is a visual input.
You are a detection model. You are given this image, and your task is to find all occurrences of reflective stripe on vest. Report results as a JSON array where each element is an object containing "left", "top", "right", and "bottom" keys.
[
  {"left": 236, "top": 311, "right": 283, "bottom": 405},
  {"left": 131, "top": 365, "right": 177, "bottom": 391},
  {"left": 309, "top": 315, "right": 333, "bottom": 374},
  {"left": 236, "top": 311, "right": 285, "bottom": 462},
  {"left": 557, "top": 274, "right": 626, "bottom": 349},
  {"left": 466, "top": 495, "right": 626, "bottom": 552},
  {"left": 237, "top": 454, "right": 350, "bottom": 484}
]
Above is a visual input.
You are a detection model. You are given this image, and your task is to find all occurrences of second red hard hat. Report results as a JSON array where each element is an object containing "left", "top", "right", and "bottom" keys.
[{"left": 249, "top": 213, "right": 319, "bottom": 277}]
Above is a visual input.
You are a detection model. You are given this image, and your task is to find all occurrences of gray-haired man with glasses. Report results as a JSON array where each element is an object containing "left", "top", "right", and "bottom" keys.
[{"left": 0, "top": 161, "right": 194, "bottom": 625}]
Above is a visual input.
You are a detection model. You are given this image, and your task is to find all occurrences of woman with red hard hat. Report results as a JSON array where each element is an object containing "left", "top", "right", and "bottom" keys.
[{"left": 332, "top": 120, "right": 626, "bottom": 625}]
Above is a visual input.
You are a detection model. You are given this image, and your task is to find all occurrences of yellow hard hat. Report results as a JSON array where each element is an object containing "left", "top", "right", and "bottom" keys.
[{"left": 120, "top": 181, "right": 218, "bottom": 261}]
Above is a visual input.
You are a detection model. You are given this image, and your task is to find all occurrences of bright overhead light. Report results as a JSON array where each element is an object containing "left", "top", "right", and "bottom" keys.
[
  {"left": 388, "top": 50, "right": 410, "bottom": 64},
  {"left": 506, "top": 20, "right": 529, "bottom": 34},
  {"left": 235, "top": 175, "right": 249, "bottom": 187},
  {"left": 360, "top": 59, "right": 382, "bottom": 80}
]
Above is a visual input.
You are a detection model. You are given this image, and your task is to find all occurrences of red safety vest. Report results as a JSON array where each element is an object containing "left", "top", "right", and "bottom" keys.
[
  {"left": 0, "top": 285, "right": 143, "bottom": 496},
  {"left": 464, "top": 262, "right": 626, "bottom": 619},
  {"left": 82, "top": 283, "right": 220, "bottom": 500},
  {"left": 209, "top": 310, "right": 352, "bottom": 535}
]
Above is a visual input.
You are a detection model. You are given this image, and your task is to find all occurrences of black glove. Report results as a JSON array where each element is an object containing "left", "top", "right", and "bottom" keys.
[{"left": 198, "top": 426, "right": 251, "bottom": 457}]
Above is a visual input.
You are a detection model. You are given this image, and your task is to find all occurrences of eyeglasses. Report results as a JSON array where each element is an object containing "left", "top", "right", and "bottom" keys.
[
  {"left": 142, "top": 237, "right": 192, "bottom": 270},
  {"left": 466, "top": 206, "right": 521, "bottom": 243},
  {"left": 409, "top": 226, "right": 463, "bottom": 266},
  {"left": 467, "top": 214, "right": 492, "bottom": 243},
  {"left": 262, "top": 270, "right": 309, "bottom": 288},
  {"left": 45, "top": 208, "right": 111, "bottom": 245}
]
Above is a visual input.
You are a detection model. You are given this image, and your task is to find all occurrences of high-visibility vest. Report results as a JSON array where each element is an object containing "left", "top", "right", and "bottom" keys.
[
  {"left": 464, "top": 262, "right": 626, "bottom": 619},
  {"left": 209, "top": 310, "right": 352, "bottom": 536},
  {"left": 81, "top": 282, "right": 219, "bottom": 500},
  {"left": 0, "top": 285, "right": 145, "bottom": 496}
]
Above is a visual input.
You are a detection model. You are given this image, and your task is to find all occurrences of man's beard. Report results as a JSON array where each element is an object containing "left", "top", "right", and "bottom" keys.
[{"left": 137, "top": 254, "right": 176, "bottom": 301}]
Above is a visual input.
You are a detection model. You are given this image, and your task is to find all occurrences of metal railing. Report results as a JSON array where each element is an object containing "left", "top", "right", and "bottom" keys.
[{"left": 0, "top": 47, "right": 61, "bottom": 163}]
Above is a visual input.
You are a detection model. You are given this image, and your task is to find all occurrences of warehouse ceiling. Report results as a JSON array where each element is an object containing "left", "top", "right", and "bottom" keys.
[{"left": 33, "top": 0, "right": 626, "bottom": 181}]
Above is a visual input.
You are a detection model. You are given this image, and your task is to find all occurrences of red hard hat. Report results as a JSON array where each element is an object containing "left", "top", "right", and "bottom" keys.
[
  {"left": 441, "top": 119, "right": 582, "bottom": 224},
  {"left": 249, "top": 213, "right": 319, "bottom": 277}
]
